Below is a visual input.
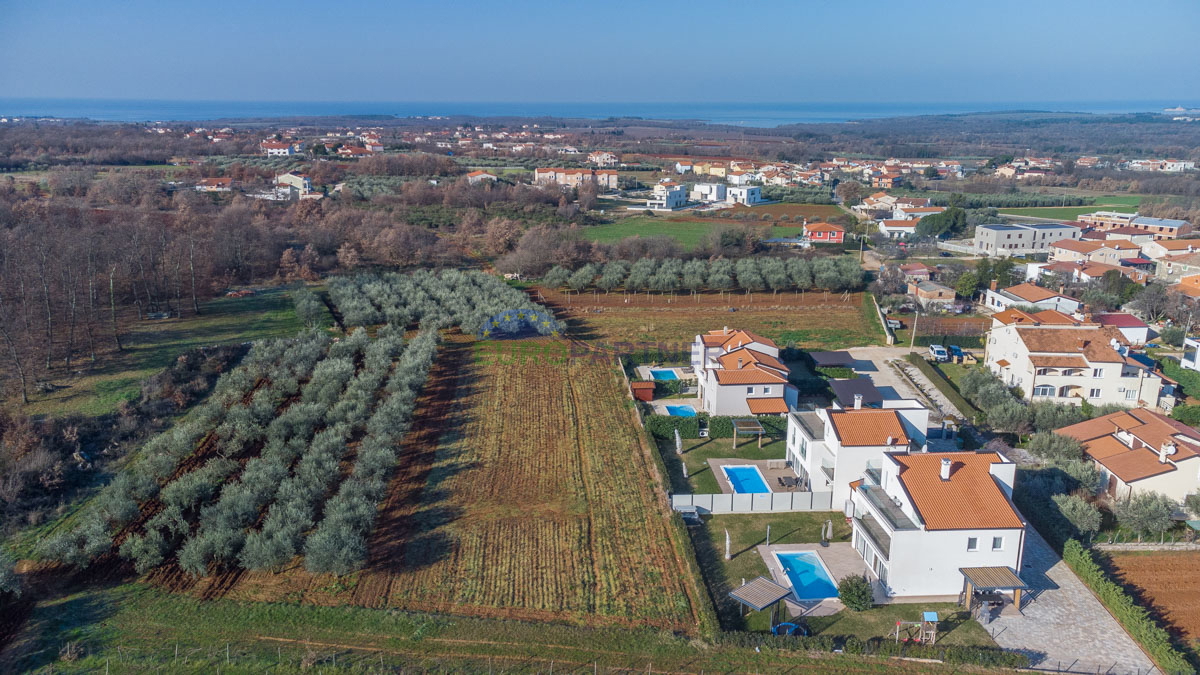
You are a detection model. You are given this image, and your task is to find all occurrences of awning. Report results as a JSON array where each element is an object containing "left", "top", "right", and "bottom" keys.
[
  {"left": 747, "top": 398, "right": 788, "bottom": 414},
  {"left": 729, "top": 576, "right": 792, "bottom": 612},
  {"left": 995, "top": 359, "right": 1010, "bottom": 368},
  {"left": 960, "top": 566, "right": 1028, "bottom": 591}
]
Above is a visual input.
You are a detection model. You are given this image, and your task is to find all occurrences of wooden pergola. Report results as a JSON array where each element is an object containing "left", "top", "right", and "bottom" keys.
[
  {"left": 729, "top": 576, "right": 792, "bottom": 625},
  {"left": 959, "top": 566, "right": 1028, "bottom": 617},
  {"left": 732, "top": 418, "right": 765, "bottom": 449}
]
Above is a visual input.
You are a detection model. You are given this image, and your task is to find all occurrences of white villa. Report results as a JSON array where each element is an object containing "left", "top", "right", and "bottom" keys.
[
  {"left": 848, "top": 452, "right": 1026, "bottom": 598},
  {"left": 983, "top": 282, "right": 1081, "bottom": 314},
  {"left": 984, "top": 309, "right": 1169, "bottom": 410},
  {"left": 690, "top": 183, "right": 727, "bottom": 203},
  {"left": 727, "top": 186, "right": 764, "bottom": 206},
  {"left": 691, "top": 328, "right": 797, "bottom": 416},
  {"left": 785, "top": 402, "right": 929, "bottom": 506},
  {"left": 1058, "top": 408, "right": 1200, "bottom": 502},
  {"left": 647, "top": 182, "right": 687, "bottom": 210}
]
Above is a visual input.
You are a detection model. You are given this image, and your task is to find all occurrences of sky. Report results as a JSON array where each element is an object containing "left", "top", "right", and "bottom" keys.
[{"left": 2, "top": 0, "right": 1199, "bottom": 104}]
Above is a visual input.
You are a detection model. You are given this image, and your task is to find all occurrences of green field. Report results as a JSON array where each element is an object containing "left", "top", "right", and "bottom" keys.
[
  {"left": 998, "top": 197, "right": 1139, "bottom": 220},
  {"left": 22, "top": 288, "right": 304, "bottom": 418},
  {"left": 581, "top": 217, "right": 806, "bottom": 249}
]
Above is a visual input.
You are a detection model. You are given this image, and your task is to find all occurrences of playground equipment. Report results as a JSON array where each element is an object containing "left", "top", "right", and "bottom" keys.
[
  {"left": 772, "top": 622, "right": 810, "bottom": 637},
  {"left": 892, "top": 611, "right": 938, "bottom": 645}
]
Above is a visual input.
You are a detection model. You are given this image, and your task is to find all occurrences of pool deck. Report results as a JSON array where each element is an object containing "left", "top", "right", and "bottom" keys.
[
  {"left": 651, "top": 396, "right": 701, "bottom": 416},
  {"left": 759, "top": 543, "right": 959, "bottom": 618},
  {"left": 635, "top": 365, "right": 696, "bottom": 381},
  {"left": 708, "top": 458, "right": 798, "bottom": 494}
]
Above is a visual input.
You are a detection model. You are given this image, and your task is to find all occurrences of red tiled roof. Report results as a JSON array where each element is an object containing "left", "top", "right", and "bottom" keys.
[
  {"left": 892, "top": 452, "right": 1024, "bottom": 530},
  {"left": 827, "top": 410, "right": 908, "bottom": 447},
  {"left": 747, "top": 398, "right": 788, "bottom": 414}
]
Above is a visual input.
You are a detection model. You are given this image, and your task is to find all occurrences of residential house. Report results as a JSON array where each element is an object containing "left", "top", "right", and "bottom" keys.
[
  {"left": 336, "top": 146, "right": 371, "bottom": 158},
  {"left": 983, "top": 282, "right": 1081, "bottom": 314},
  {"left": 974, "top": 223, "right": 1081, "bottom": 257},
  {"left": 260, "top": 140, "right": 298, "bottom": 156},
  {"left": 848, "top": 452, "right": 1025, "bottom": 599},
  {"left": 275, "top": 171, "right": 313, "bottom": 197},
  {"left": 690, "top": 183, "right": 726, "bottom": 203},
  {"left": 647, "top": 182, "right": 687, "bottom": 210},
  {"left": 726, "top": 186, "right": 764, "bottom": 206},
  {"left": 1039, "top": 261, "right": 1149, "bottom": 286},
  {"left": 727, "top": 171, "right": 756, "bottom": 186},
  {"left": 1049, "top": 239, "right": 1141, "bottom": 265},
  {"left": 893, "top": 205, "right": 946, "bottom": 221},
  {"left": 195, "top": 177, "right": 233, "bottom": 192},
  {"left": 466, "top": 170, "right": 498, "bottom": 185},
  {"left": 674, "top": 161, "right": 694, "bottom": 174},
  {"left": 897, "top": 263, "right": 934, "bottom": 282},
  {"left": 691, "top": 328, "right": 798, "bottom": 416},
  {"left": 1058, "top": 408, "right": 1200, "bottom": 502},
  {"left": 533, "top": 168, "right": 619, "bottom": 190},
  {"left": 853, "top": 192, "right": 897, "bottom": 219},
  {"left": 785, "top": 403, "right": 929, "bottom": 506},
  {"left": 1141, "top": 238, "right": 1200, "bottom": 260},
  {"left": 588, "top": 151, "right": 618, "bottom": 167},
  {"left": 1154, "top": 251, "right": 1200, "bottom": 283},
  {"left": 984, "top": 319, "right": 1168, "bottom": 409},
  {"left": 803, "top": 222, "right": 845, "bottom": 244},
  {"left": 1078, "top": 211, "right": 1138, "bottom": 230},
  {"left": 878, "top": 219, "right": 917, "bottom": 239},
  {"left": 1130, "top": 216, "right": 1193, "bottom": 240},
  {"left": 1173, "top": 275, "right": 1200, "bottom": 299},
  {"left": 1103, "top": 227, "right": 1158, "bottom": 247},
  {"left": 1182, "top": 336, "right": 1200, "bottom": 370},
  {"left": 1093, "top": 313, "right": 1151, "bottom": 345},
  {"left": 872, "top": 173, "right": 903, "bottom": 189},
  {"left": 908, "top": 281, "right": 956, "bottom": 309}
]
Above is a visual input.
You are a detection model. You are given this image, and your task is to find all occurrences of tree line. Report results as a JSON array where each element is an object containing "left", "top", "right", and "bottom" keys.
[{"left": 538, "top": 255, "right": 865, "bottom": 295}]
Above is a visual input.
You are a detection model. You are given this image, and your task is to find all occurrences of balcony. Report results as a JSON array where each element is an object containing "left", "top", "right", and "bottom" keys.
[
  {"left": 855, "top": 513, "right": 892, "bottom": 561},
  {"left": 792, "top": 410, "right": 825, "bottom": 440},
  {"left": 858, "top": 485, "right": 918, "bottom": 532},
  {"left": 820, "top": 462, "right": 836, "bottom": 483}
]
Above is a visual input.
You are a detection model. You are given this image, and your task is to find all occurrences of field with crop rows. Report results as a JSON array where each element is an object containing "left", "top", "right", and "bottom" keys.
[
  {"left": 217, "top": 339, "right": 698, "bottom": 630},
  {"left": 1107, "top": 550, "right": 1200, "bottom": 646}
]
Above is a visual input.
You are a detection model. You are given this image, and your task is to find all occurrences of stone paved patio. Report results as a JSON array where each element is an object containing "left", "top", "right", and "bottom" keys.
[
  {"left": 708, "top": 458, "right": 797, "bottom": 494},
  {"left": 758, "top": 543, "right": 866, "bottom": 617},
  {"left": 987, "top": 529, "right": 1156, "bottom": 674}
]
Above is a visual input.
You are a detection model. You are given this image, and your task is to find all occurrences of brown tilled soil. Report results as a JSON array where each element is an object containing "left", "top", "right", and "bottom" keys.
[{"left": 1108, "top": 550, "right": 1200, "bottom": 643}]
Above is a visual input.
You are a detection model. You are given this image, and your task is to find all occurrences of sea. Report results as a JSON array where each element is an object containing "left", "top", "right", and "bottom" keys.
[{"left": 0, "top": 98, "right": 1194, "bottom": 128}]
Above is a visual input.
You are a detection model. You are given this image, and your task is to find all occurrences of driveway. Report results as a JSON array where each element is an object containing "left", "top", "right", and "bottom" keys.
[
  {"left": 987, "top": 529, "right": 1156, "bottom": 674},
  {"left": 844, "top": 346, "right": 963, "bottom": 419}
]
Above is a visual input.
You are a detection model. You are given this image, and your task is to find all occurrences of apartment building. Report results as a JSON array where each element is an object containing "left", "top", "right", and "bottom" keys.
[
  {"left": 1154, "top": 251, "right": 1200, "bottom": 283},
  {"left": 983, "top": 282, "right": 1081, "bottom": 314},
  {"left": 1049, "top": 239, "right": 1141, "bottom": 265},
  {"left": 691, "top": 328, "right": 797, "bottom": 416},
  {"left": 785, "top": 403, "right": 929, "bottom": 506},
  {"left": 984, "top": 316, "right": 1167, "bottom": 409},
  {"left": 973, "top": 223, "right": 1081, "bottom": 257},
  {"left": 533, "top": 168, "right": 619, "bottom": 189},
  {"left": 848, "top": 452, "right": 1025, "bottom": 598},
  {"left": 1077, "top": 211, "right": 1137, "bottom": 230},
  {"left": 1058, "top": 408, "right": 1200, "bottom": 502}
]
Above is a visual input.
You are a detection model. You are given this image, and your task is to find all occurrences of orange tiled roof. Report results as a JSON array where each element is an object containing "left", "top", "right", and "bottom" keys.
[
  {"left": 1053, "top": 239, "right": 1102, "bottom": 254},
  {"left": 1059, "top": 408, "right": 1200, "bottom": 483},
  {"left": 1015, "top": 326, "right": 1129, "bottom": 363},
  {"left": 1029, "top": 355, "right": 1089, "bottom": 368},
  {"left": 717, "top": 348, "right": 786, "bottom": 372},
  {"left": 703, "top": 328, "right": 778, "bottom": 351},
  {"left": 1000, "top": 283, "right": 1067, "bottom": 303},
  {"left": 714, "top": 368, "right": 787, "bottom": 385},
  {"left": 827, "top": 410, "right": 908, "bottom": 447},
  {"left": 892, "top": 453, "right": 1024, "bottom": 531},
  {"left": 805, "top": 222, "right": 844, "bottom": 233},
  {"left": 747, "top": 398, "right": 789, "bottom": 414}
]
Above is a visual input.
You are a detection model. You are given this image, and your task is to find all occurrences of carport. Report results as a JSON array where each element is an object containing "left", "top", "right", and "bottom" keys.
[{"left": 959, "top": 566, "right": 1028, "bottom": 621}]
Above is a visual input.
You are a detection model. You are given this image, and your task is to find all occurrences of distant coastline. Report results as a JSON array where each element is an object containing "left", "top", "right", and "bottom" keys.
[{"left": 1, "top": 98, "right": 1195, "bottom": 128}]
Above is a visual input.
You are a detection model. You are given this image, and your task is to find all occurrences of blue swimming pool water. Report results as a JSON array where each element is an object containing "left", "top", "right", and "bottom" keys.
[
  {"left": 665, "top": 404, "right": 696, "bottom": 417},
  {"left": 650, "top": 369, "right": 678, "bottom": 381},
  {"left": 776, "top": 552, "right": 839, "bottom": 600},
  {"left": 723, "top": 465, "right": 771, "bottom": 494}
]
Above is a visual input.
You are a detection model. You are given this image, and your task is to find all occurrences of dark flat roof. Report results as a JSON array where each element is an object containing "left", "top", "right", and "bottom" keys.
[
  {"left": 960, "top": 566, "right": 1028, "bottom": 591},
  {"left": 810, "top": 351, "right": 855, "bottom": 368},
  {"left": 831, "top": 378, "right": 884, "bottom": 407}
]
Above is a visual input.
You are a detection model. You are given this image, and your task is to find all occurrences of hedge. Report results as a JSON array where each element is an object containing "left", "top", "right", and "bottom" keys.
[
  {"left": 1062, "top": 539, "right": 1193, "bottom": 675},
  {"left": 1160, "top": 356, "right": 1200, "bottom": 399},
  {"left": 715, "top": 632, "right": 1028, "bottom": 668},
  {"left": 903, "top": 353, "right": 980, "bottom": 419},
  {"left": 645, "top": 414, "right": 787, "bottom": 440},
  {"left": 645, "top": 415, "right": 701, "bottom": 439},
  {"left": 912, "top": 335, "right": 984, "bottom": 349}
]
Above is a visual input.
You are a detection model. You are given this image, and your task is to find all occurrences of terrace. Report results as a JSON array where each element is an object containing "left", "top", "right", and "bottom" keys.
[
  {"left": 857, "top": 485, "right": 918, "bottom": 531},
  {"left": 707, "top": 457, "right": 806, "bottom": 494}
]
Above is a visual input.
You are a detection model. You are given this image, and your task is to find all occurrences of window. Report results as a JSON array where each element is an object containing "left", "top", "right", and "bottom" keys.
[
  {"left": 1036, "top": 368, "right": 1050, "bottom": 376},
  {"left": 746, "top": 387, "right": 753, "bottom": 394},
  {"left": 1033, "top": 384, "right": 1054, "bottom": 397},
  {"left": 992, "top": 537, "right": 1004, "bottom": 551},
  {"left": 1092, "top": 368, "right": 1104, "bottom": 378},
  {"left": 763, "top": 386, "right": 771, "bottom": 394},
  {"left": 967, "top": 537, "right": 978, "bottom": 552},
  {"left": 1126, "top": 389, "right": 1137, "bottom": 400},
  {"left": 1089, "top": 388, "right": 1102, "bottom": 399}
]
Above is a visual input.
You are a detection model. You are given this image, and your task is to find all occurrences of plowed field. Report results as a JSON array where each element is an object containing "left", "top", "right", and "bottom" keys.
[
  {"left": 207, "top": 338, "right": 699, "bottom": 631},
  {"left": 1108, "top": 550, "right": 1200, "bottom": 644}
]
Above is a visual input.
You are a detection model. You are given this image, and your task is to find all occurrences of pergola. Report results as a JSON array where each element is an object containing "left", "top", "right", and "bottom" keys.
[
  {"left": 959, "top": 566, "right": 1029, "bottom": 617},
  {"left": 732, "top": 418, "right": 766, "bottom": 449},
  {"left": 729, "top": 576, "right": 792, "bottom": 624}
]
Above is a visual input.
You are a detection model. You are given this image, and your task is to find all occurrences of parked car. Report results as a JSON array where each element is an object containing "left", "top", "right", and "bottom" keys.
[
  {"left": 886, "top": 319, "right": 904, "bottom": 330},
  {"left": 948, "top": 345, "right": 964, "bottom": 360},
  {"left": 928, "top": 344, "right": 949, "bottom": 362},
  {"left": 939, "top": 251, "right": 953, "bottom": 257}
]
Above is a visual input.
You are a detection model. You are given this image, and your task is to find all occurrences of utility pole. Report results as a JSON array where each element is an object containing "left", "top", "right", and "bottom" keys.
[{"left": 910, "top": 311, "right": 920, "bottom": 351}]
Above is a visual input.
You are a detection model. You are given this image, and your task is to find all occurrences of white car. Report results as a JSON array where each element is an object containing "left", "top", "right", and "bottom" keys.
[{"left": 928, "top": 344, "right": 949, "bottom": 362}]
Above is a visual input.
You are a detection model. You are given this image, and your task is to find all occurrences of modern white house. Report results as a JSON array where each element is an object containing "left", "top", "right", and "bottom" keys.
[
  {"left": 973, "top": 223, "right": 1081, "bottom": 257},
  {"left": 692, "top": 328, "right": 797, "bottom": 415},
  {"left": 848, "top": 452, "right": 1026, "bottom": 598},
  {"left": 982, "top": 282, "right": 1081, "bottom": 314},
  {"left": 984, "top": 314, "right": 1170, "bottom": 410},
  {"left": 877, "top": 219, "right": 917, "bottom": 239},
  {"left": 690, "top": 183, "right": 727, "bottom": 203},
  {"left": 785, "top": 403, "right": 929, "bottom": 506},
  {"left": 1058, "top": 408, "right": 1200, "bottom": 502},
  {"left": 726, "top": 186, "right": 764, "bottom": 206},
  {"left": 647, "top": 182, "right": 687, "bottom": 210}
]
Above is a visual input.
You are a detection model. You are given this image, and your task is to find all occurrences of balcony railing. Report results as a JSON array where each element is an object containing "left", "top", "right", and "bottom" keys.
[
  {"left": 855, "top": 513, "right": 892, "bottom": 561},
  {"left": 858, "top": 485, "right": 918, "bottom": 531}
]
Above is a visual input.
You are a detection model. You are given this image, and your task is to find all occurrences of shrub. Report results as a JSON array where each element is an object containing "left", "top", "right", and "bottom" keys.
[
  {"left": 1113, "top": 492, "right": 1176, "bottom": 541},
  {"left": 837, "top": 574, "right": 873, "bottom": 611},
  {"left": 645, "top": 415, "right": 700, "bottom": 439},
  {"left": 815, "top": 366, "right": 856, "bottom": 379},
  {"left": 1052, "top": 494, "right": 1102, "bottom": 541},
  {"left": 1026, "top": 432, "right": 1084, "bottom": 462}
]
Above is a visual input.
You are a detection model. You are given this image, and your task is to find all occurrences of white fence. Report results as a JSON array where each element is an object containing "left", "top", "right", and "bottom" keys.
[
  {"left": 671, "top": 491, "right": 834, "bottom": 514},
  {"left": 937, "top": 240, "right": 977, "bottom": 255}
]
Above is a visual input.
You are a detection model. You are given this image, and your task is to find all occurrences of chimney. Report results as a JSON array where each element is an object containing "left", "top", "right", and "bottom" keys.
[
  {"left": 940, "top": 457, "right": 952, "bottom": 481},
  {"left": 723, "top": 326, "right": 729, "bottom": 335},
  {"left": 1159, "top": 441, "right": 1177, "bottom": 464},
  {"left": 854, "top": 394, "right": 863, "bottom": 410},
  {"left": 737, "top": 357, "right": 743, "bottom": 369},
  {"left": 989, "top": 279, "right": 998, "bottom": 291}
]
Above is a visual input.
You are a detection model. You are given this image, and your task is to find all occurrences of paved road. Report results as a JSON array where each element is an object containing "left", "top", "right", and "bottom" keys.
[{"left": 988, "top": 529, "right": 1157, "bottom": 675}]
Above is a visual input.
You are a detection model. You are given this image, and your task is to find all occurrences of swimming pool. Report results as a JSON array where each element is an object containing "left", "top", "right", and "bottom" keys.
[
  {"left": 665, "top": 404, "right": 697, "bottom": 417},
  {"left": 650, "top": 369, "right": 679, "bottom": 381},
  {"left": 775, "top": 551, "right": 839, "bottom": 600},
  {"left": 722, "top": 465, "right": 771, "bottom": 493}
]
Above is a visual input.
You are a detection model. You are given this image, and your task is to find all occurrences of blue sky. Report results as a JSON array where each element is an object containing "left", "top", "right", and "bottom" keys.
[{"left": 2, "top": 0, "right": 1198, "bottom": 103}]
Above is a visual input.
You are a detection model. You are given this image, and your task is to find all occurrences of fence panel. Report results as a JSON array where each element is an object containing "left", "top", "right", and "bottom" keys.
[{"left": 671, "top": 491, "right": 835, "bottom": 514}]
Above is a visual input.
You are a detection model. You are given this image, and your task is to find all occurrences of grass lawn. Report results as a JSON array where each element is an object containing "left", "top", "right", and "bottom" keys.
[
  {"left": 659, "top": 437, "right": 788, "bottom": 493},
  {"left": 807, "top": 602, "right": 994, "bottom": 647},
  {"left": 936, "top": 361, "right": 976, "bottom": 391},
  {"left": 21, "top": 288, "right": 304, "bottom": 418},
  {"left": 581, "top": 216, "right": 716, "bottom": 249},
  {"left": 997, "top": 204, "right": 1137, "bottom": 220}
]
